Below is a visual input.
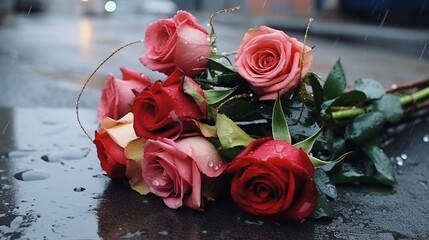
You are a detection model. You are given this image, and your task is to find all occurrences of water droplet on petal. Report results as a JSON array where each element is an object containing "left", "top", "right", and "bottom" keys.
[
  {"left": 208, "top": 161, "right": 214, "bottom": 168},
  {"left": 275, "top": 144, "right": 285, "bottom": 153}
]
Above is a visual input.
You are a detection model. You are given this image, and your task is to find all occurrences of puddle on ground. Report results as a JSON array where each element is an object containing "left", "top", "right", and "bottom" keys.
[
  {"left": 13, "top": 169, "right": 50, "bottom": 181},
  {"left": 41, "top": 148, "right": 90, "bottom": 163}
]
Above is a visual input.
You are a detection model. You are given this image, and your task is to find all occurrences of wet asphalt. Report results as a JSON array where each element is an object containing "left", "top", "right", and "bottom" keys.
[{"left": 0, "top": 11, "right": 429, "bottom": 239}]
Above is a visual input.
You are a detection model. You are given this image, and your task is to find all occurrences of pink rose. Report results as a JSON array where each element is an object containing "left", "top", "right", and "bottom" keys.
[
  {"left": 140, "top": 10, "right": 211, "bottom": 77},
  {"left": 97, "top": 67, "right": 151, "bottom": 123},
  {"left": 235, "top": 26, "right": 313, "bottom": 100},
  {"left": 142, "top": 137, "right": 227, "bottom": 210}
]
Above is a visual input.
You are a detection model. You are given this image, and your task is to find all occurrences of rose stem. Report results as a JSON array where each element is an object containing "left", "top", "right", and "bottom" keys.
[{"left": 331, "top": 86, "right": 429, "bottom": 121}]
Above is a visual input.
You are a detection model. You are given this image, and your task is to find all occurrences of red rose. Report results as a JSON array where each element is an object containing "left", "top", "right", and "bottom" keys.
[
  {"left": 140, "top": 10, "right": 211, "bottom": 77},
  {"left": 227, "top": 138, "right": 318, "bottom": 221},
  {"left": 235, "top": 26, "right": 313, "bottom": 100},
  {"left": 132, "top": 75, "right": 206, "bottom": 140},
  {"left": 97, "top": 67, "right": 151, "bottom": 123},
  {"left": 94, "top": 113, "right": 138, "bottom": 179}
]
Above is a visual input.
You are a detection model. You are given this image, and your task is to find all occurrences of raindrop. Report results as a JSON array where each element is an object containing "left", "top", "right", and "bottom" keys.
[
  {"left": 152, "top": 180, "right": 160, "bottom": 186},
  {"left": 8, "top": 150, "right": 35, "bottom": 159},
  {"left": 423, "top": 135, "right": 429, "bottom": 143},
  {"left": 2, "top": 184, "right": 11, "bottom": 190},
  {"left": 41, "top": 120, "right": 60, "bottom": 126},
  {"left": 379, "top": 9, "right": 389, "bottom": 28},
  {"left": 419, "top": 180, "right": 428, "bottom": 188},
  {"left": 419, "top": 43, "right": 427, "bottom": 61},
  {"left": 201, "top": 230, "right": 208, "bottom": 234},
  {"left": 244, "top": 220, "right": 264, "bottom": 225},
  {"left": 395, "top": 157, "right": 403, "bottom": 166},
  {"left": 353, "top": 209, "right": 362, "bottom": 215},
  {"left": 275, "top": 144, "right": 285, "bottom": 153},
  {"left": 14, "top": 169, "right": 49, "bottom": 181},
  {"left": 73, "top": 187, "right": 86, "bottom": 192},
  {"left": 122, "top": 231, "right": 145, "bottom": 238},
  {"left": 41, "top": 148, "right": 90, "bottom": 163},
  {"left": 400, "top": 154, "right": 407, "bottom": 160},
  {"left": 26, "top": 5, "right": 33, "bottom": 16},
  {"left": 208, "top": 161, "right": 214, "bottom": 168},
  {"left": 158, "top": 230, "right": 169, "bottom": 236},
  {"left": 0, "top": 216, "right": 23, "bottom": 233},
  {"left": 2, "top": 119, "right": 11, "bottom": 135},
  {"left": 92, "top": 174, "right": 107, "bottom": 178}
]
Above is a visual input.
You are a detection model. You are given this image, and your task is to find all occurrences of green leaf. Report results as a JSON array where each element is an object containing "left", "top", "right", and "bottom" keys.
[
  {"left": 314, "top": 168, "right": 337, "bottom": 199},
  {"left": 310, "top": 190, "right": 333, "bottom": 219},
  {"left": 219, "top": 99, "right": 262, "bottom": 121},
  {"left": 310, "top": 152, "right": 350, "bottom": 168},
  {"left": 183, "top": 77, "right": 207, "bottom": 111},
  {"left": 323, "top": 59, "right": 347, "bottom": 100},
  {"left": 214, "top": 73, "right": 244, "bottom": 87},
  {"left": 307, "top": 72, "right": 324, "bottom": 114},
  {"left": 345, "top": 112, "right": 386, "bottom": 145},
  {"left": 362, "top": 144, "right": 396, "bottom": 186},
  {"left": 217, "top": 146, "right": 243, "bottom": 162},
  {"left": 374, "top": 94, "right": 404, "bottom": 123},
  {"left": 294, "top": 127, "right": 323, "bottom": 153},
  {"left": 321, "top": 90, "right": 367, "bottom": 115},
  {"left": 282, "top": 99, "right": 319, "bottom": 142},
  {"left": 331, "top": 90, "right": 367, "bottom": 107},
  {"left": 204, "top": 86, "right": 238, "bottom": 104},
  {"left": 216, "top": 114, "right": 254, "bottom": 148},
  {"left": 193, "top": 120, "right": 217, "bottom": 138},
  {"left": 329, "top": 162, "right": 366, "bottom": 184},
  {"left": 272, "top": 97, "right": 291, "bottom": 143},
  {"left": 208, "top": 59, "right": 235, "bottom": 73},
  {"left": 355, "top": 78, "right": 385, "bottom": 100}
]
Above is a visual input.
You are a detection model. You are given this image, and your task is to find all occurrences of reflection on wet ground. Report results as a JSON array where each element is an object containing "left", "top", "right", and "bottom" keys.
[{"left": 0, "top": 107, "right": 428, "bottom": 239}]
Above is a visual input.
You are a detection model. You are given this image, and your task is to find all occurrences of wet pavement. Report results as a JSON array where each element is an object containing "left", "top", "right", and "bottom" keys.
[
  {"left": 1, "top": 11, "right": 429, "bottom": 239},
  {"left": 1, "top": 107, "right": 428, "bottom": 239}
]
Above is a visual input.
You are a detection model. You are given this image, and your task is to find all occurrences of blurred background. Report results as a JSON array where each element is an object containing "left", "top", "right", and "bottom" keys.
[
  {"left": 0, "top": 0, "right": 428, "bottom": 108},
  {"left": 2, "top": 0, "right": 429, "bottom": 26}
]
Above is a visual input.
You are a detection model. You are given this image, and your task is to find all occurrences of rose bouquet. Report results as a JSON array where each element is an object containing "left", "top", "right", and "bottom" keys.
[{"left": 78, "top": 7, "right": 429, "bottom": 222}]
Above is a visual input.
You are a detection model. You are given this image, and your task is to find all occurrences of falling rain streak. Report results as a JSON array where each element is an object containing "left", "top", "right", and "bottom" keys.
[
  {"left": 27, "top": 5, "right": 33, "bottom": 16},
  {"left": 379, "top": 9, "right": 389, "bottom": 28},
  {"left": 419, "top": 43, "right": 427, "bottom": 61},
  {"left": 2, "top": 119, "right": 10, "bottom": 135}
]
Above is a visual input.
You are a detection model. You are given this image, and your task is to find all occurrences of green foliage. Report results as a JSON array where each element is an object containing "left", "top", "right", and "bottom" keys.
[
  {"left": 355, "top": 78, "right": 385, "bottom": 99},
  {"left": 200, "top": 56, "right": 404, "bottom": 191},
  {"left": 272, "top": 97, "right": 291, "bottom": 143},
  {"left": 345, "top": 112, "right": 386, "bottom": 145},
  {"left": 323, "top": 59, "right": 347, "bottom": 100},
  {"left": 374, "top": 94, "right": 403, "bottom": 123},
  {"left": 362, "top": 145, "right": 396, "bottom": 186}
]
